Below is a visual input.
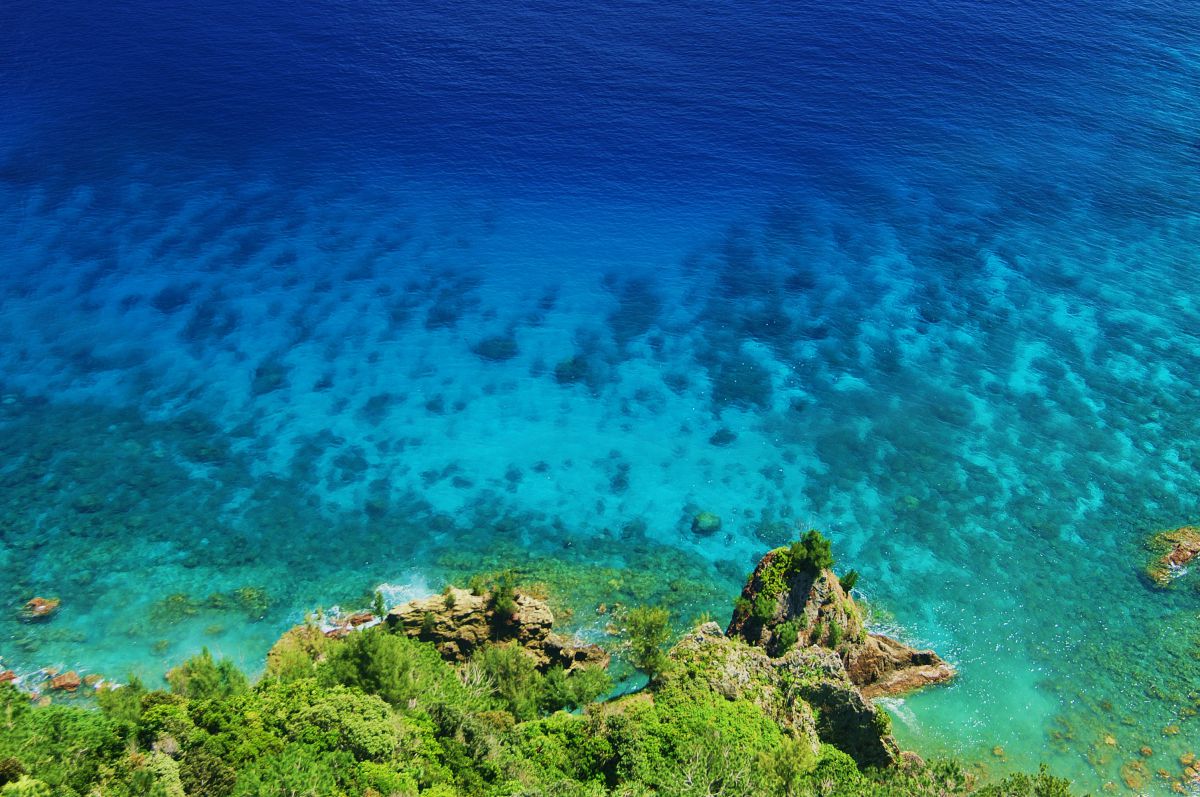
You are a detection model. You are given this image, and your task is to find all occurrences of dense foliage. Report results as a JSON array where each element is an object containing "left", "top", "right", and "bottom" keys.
[{"left": 1, "top": 626, "right": 1078, "bottom": 797}]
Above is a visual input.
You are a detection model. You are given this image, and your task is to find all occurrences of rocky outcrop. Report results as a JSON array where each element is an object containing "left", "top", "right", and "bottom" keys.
[
  {"left": 727, "top": 541, "right": 954, "bottom": 699},
  {"left": 728, "top": 551, "right": 865, "bottom": 654},
  {"left": 662, "top": 622, "right": 899, "bottom": 768},
  {"left": 20, "top": 597, "right": 60, "bottom": 622},
  {"left": 843, "top": 633, "right": 956, "bottom": 699},
  {"left": 1144, "top": 525, "right": 1200, "bottom": 587},
  {"left": 48, "top": 671, "right": 81, "bottom": 691},
  {"left": 386, "top": 587, "right": 609, "bottom": 673}
]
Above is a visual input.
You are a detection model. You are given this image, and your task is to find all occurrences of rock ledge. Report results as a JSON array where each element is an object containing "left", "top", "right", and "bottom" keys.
[{"left": 387, "top": 587, "right": 609, "bottom": 673}]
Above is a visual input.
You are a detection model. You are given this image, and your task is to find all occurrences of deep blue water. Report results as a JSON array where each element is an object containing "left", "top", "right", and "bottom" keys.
[{"left": 3, "top": 0, "right": 1200, "bottom": 792}]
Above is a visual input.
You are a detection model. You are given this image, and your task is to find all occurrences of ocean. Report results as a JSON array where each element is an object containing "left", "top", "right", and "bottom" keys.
[{"left": 2, "top": 0, "right": 1199, "bottom": 791}]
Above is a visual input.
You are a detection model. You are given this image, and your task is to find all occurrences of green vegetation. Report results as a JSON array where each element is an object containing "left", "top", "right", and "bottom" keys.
[
  {"left": 828, "top": 618, "right": 843, "bottom": 649},
  {"left": 624, "top": 605, "right": 671, "bottom": 679},
  {"left": 839, "top": 569, "right": 860, "bottom": 593},
  {"left": 752, "top": 591, "right": 777, "bottom": 622},
  {"left": 775, "top": 619, "right": 801, "bottom": 654},
  {"left": 164, "top": 648, "right": 249, "bottom": 701},
  {"left": 741, "top": 530, "right": 846, "bottom": 618},
  {"left": 789, "top": 529, "right": 835, "bottom": 572},
  {"left": 490, "top": 570, "right": 519, "bottom": 621},
  {"left": 0, "top": 592, "right": 1077, "bottom": 797}
]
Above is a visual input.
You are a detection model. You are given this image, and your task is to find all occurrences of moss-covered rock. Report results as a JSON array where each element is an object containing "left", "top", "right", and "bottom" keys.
[
  {"left": 728, "top": 536, "right": 954, "bottom": 698},
  {"left": 656, "top": 621, "right": 899, "bottom": 768},
  {"left": 690, "top": 511, "right": 722, "bottom": 536}
]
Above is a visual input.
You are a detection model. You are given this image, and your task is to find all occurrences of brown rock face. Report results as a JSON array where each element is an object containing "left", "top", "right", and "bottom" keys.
[
  {"left": 48, "top": 670, "right": 81, "bottom": 691},
  {"left": 844, "top": 632, "right": 957, "bottom": 699},
  {"left": 1144, "top": 526, "right": 1200, "bottom": 587},
  {"left": 387, "top": 587, "right": 609, "bottom": 672},
  {"left": 727, "top": 546, "right": 954, "bottom": 698},
  {"left": 20, "top": 597, "right": 60, "bottom": 622}
]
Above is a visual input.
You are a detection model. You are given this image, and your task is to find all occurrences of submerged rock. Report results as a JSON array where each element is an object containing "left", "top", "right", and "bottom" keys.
[
  {"left": 19, "top": 597, "right": 60, "bottom": 623},
  {"left": 386, "top": 587, "right": 609, "bottom": 673},
  {"left": 727, "top": 536, "right": 954, "bottom": 699},
  {"left": 1143, "top": 525, "right": 1200, "bottom": 587},
  {"left": 472, "top": 335, "right": 519, "bottom": 362},
  {"left": 691, "top": 511, "right": 722, "bottom": 536}
]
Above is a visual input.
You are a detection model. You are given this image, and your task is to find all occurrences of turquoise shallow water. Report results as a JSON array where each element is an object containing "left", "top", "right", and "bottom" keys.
[
  {"left": 2, "top": 164, "right": 1199, "bottom": 793},
  {"left": 4, "top": 0, "right": 1200, "bottom": 793}
]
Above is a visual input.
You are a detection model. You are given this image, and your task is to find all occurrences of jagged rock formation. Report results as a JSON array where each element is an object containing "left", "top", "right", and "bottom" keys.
[
  {"left": 727, "top": 541, "right": 954, "bottom": 699},
  {"left": 386, "top": 587, "right": 609, "bottom": 673},
  {"left": 843, "top": 633, "right": 955, "bottom": 699},
  {"left": 661, "top": 621, "right": 900, "bottom": 768}
]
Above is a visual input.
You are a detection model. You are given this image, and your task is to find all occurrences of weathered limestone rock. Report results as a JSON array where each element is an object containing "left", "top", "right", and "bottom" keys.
[
  {"left": 844, "top": 632, "right": 957, "bottom": 699},
  {"left": 386, "top": 587, "right": 609, "bottom": 672},
  {"left": 727, "top": 544, "right": 954, "bottom": 698},
  {"left": 1144, "top": 525, "right": 1200, "bottom": 587}
]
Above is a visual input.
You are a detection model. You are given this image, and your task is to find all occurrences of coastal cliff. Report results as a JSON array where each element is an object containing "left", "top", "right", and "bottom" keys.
[{"left": 0, "top": 536, "right": 1079, "bottom": 797}]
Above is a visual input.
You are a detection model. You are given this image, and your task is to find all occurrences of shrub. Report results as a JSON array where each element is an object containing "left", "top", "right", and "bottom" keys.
[
  {"left": 138, "top": 700, "right": 196, "bottom": 748},
  {"left": 607, "top": 690, "right": 788, "bottom": 796},
  {"left": 756, "top": 736, "right": 817, "bottom": 794},
  {"left": 0, "top": 684, "right": 126, "bottom": 794},
  {"left": 775, "top": 620, "right": 800, "bottom": 654},
  {"left": 977, "top": 764, "right": 1074, "bottom": 797},
  {"left": 317, "top": 627, "right": 468, "bottom": 709},
  {"left": 789, "top": 529, "right": 834, "bottom": 572},
  {"left": 177, "top": 748, "right": 236, "bottom": 797},
  {"left": 491, "top": 570, "right": 519, "bottom": 621},
  {"left": 0, "top": 777, "right": 51, "bottom": 797},
  {"left": 828, "top": 618, "right": 843, "bottom": 648},
  {"left": 270, "top": 682, "right": 398, "bottom": 760},
  {"left": 474, "top": 644, "right": 542, "bottom": 722},
  {"left": 96, "top": 675, "right": 148, "bottom": 727},
  {"left": 0, "top": 759, "right": 26, "bottom": 787},
  {"left": 839, "top": 569, "right": 859, "bottom": 593},
  {"left": 165, "top": 649, "right": 248, "bottom": 701},
  {"left": 511, "top": 711, "right": 613, "bottom": 785},
  {"left": 625, "top": 606, "right": 671, "bottom": 679},
  {"left": 751, "top": 591, "right": 777, "bottom": 622},
  {"left": 263, "top": 624, "right": 329, "bottom": 683},
  {"left": 541, "top": 665, "right": 612, "bottom": 712}
]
